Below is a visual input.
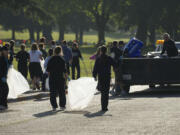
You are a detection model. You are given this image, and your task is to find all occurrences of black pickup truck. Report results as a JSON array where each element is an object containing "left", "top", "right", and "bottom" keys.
[{"left": 120, "top": 57, "right": 180, "bottom": 94}]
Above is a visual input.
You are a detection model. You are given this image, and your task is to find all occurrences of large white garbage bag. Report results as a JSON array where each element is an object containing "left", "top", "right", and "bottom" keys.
[
  {"left": 7, "top": 68, "right": 30, "bottom": 99},
  {"left": 68, "top": 77, "right": 97, "bottom": 110}
]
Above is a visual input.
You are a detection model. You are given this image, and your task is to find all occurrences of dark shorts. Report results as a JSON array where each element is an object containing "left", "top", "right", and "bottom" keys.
[{"left": 29, "top": 62, "right": 43, "bottom": 79}]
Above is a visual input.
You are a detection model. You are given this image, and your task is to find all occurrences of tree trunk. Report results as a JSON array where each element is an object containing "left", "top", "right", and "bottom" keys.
[
  {"left": 28, "top": 27, "right": 35, "bottom": 41},
  {"left": 75, "top": 31, "right": 79, "bottom": 42},
  {"left": 36, "top": 31, "right": 40, "bottom": 41},
  {"left": 149, "top": 25, "right": 156, "bottom": 46},
  {"left": 42, "top": 25, "right": 53, "bottom": 41},
  {"left": 59, "top": 27, "right": 65, "bottom": 41},
  {"left": 79, "top": 30, "right": 83, "bottom": 45},
  {"left": 136, "top": 20, "right": 148, "bottom": 45},
  {"left": 12, "top": 28, "right": 15, "bottom": 40},
  {"left": 98, "top": 26, "right": 105, "bottom": 44}
]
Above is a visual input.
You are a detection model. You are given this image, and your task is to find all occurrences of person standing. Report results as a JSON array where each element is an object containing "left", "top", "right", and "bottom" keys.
[
  {"left": 161, "top": 33, "right": 178, "bottom": 57},
  {"left": 42, "top": 49, "right": 53, "bottom": 91},
  {"left": 0, "top": 46, "right": 10, "bottom": 110},
  {"left": 16, "top": 44, "right": 30, "bottom": 79},
  {"left": 50, "top": 40, "right": 56, "bottom": 49},
  {"left": 29, "top": 43, "right": 43, "bottom": 90},
  {"left": 47, "top": 46, "right": 67, "bottom": 111},
  {"left": 9, "top": 40, "right": 15, "bottom": 65},
  {"left": 71, "top": 43, "right": 83, "bottom": 80},
  {"left": 93, "top": 46, "right": 116, "bottom": 111},
  {"left": 61, "top": 40, "right": 72, "bottom": 75},
  {"left": 39, "top": 43, "right": 47, "bottom": 60}
]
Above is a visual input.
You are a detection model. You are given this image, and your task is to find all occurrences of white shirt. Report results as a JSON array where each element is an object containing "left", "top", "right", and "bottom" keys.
[{"left": 29, "top": 50, "right": 42, "bottom": 63}]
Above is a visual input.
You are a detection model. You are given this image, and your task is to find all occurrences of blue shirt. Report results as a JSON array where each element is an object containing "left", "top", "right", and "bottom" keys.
[{"left": 61, "top": 45, "right": 72, "bottom": 63}]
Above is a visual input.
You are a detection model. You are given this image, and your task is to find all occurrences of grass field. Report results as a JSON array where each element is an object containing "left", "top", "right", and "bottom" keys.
[{"left": 0, "top": 29, "right": 130, "bottom": 43}]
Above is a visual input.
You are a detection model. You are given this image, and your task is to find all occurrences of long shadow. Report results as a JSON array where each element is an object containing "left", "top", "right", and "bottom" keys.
[
  {"left": 8, "top": 92, "right": 49, "bottom": 103},
  {"left": 128, "top": 85, "right": 180, "bottom": 98},
  {"left": 33, "top": 110, "right": 62, "bottom": 118},
  {"left": 84, "top": 111, "right": 112, "bottom": 118}
]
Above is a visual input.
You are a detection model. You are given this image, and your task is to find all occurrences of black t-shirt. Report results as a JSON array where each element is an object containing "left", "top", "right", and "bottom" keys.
[
  {"left": 16, "top": 50, "right": 30, "bottom": 65},
  {"left": 93, "top": 55, "right": 116, "bottom": 78},
  {"left": 47, "top": 56, "right": 66, "bottom": 78},
  {"left": 0, "top": 56, "right": 8, "bottom": 81},
  {"left": 161, "top": 39, "right": 178, "bottom": 57}
]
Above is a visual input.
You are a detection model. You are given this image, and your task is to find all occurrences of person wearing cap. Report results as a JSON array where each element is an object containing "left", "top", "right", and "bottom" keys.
[
  {"left": 71, "top": 42, "right": 83, "bottom": 80},
  {"left": 93, "top": 45, "right": 116, "bottom": 111},
  {"left": 0, "top": 46, "right": 10, "bottom": 110},
  {"left": 161, "top": 33, "right": 178, "bottom": 57}
]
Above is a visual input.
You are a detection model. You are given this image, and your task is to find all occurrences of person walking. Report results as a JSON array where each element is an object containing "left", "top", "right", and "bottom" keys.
[
  {"left": 47, "top": 46, "right": 67, "bottom": 111},
  {"left": 93, "top": 46, "right": 116, "bottom": 111}
]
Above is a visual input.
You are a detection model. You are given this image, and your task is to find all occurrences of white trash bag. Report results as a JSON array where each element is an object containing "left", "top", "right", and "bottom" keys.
[
  {"left": 68, "top": 77, "right": 97, "bottom": 110},
  {"left": 45, "top": 77, "right": 49, "bottom": 90},
  {"left": 7, "top": 67, "right": 30, "bottom": 99}
]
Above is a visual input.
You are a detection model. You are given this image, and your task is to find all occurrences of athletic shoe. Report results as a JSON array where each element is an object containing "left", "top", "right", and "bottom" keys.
[
  {"left": 60, "top": 107, "right": 66, "bottom": 111},
  {"left": 0, "top": 105, "right": 7, "bottom": 110}
]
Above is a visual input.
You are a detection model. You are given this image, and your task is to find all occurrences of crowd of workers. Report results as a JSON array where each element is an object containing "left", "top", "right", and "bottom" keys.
[{"left": 0, "top": 33, "right": 178, "bottom": 112}]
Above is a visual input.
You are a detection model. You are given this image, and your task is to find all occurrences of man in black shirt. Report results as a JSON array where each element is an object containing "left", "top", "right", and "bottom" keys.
[
  {"left": 161, "top": 33, "right": 178, "bottom": 57},
  {"left": 93, "top": 46, "right": 116, "bottom": 111},
  {"left": 16, "top": 44, "right": 30, "bottom": 79},
  {"left": 47, "top": 46, "right": 67, "bottom": 111},
  {"left": 71, "top": 43, "right": 83, "bottom": 80},
  {"left": 0, "top": 46, "right": 9, "bottom": 110}
]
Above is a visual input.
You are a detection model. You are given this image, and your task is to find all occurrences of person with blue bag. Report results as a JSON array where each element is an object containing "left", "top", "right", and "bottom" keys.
[{"left": 0, "top": 46, "right": 10, "bottom": 110}]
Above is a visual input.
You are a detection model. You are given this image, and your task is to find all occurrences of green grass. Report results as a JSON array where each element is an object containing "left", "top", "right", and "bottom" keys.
[{"left": 0, "top": 29, "right": 130, "bottom": 43}]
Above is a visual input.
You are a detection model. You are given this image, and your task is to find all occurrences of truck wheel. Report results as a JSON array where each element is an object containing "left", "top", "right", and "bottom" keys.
[{"left": 149, "top": 84, "right": 155, "bottom": 89}]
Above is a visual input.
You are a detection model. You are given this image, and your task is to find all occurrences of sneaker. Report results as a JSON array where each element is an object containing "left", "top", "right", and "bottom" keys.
[
  {"left": 0, "top": 105, "right": 7, "bottom": 110},
  {"left": 52, "top": 108, "right": 57, "bottom": 112},
  {"left": 102, "top": 108, "right": 108, "bottom": 112},
  {"left": 60, "top": 107, "right": 66, "bottom": 111}
]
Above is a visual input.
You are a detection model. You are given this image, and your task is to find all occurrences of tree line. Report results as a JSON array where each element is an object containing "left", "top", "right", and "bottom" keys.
[{"left": 0, "top": 0, "right": 180, "bottom": 45}]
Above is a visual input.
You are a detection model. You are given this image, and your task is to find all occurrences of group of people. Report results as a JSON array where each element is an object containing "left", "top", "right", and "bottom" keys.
[
  {"left": 0, "top": 38, "right": 84, "bottom": 111},
  {"left": 1, "top": 33, "right": 176, "bottom": 112}
]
